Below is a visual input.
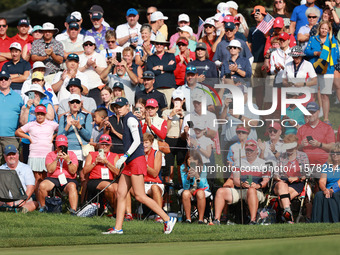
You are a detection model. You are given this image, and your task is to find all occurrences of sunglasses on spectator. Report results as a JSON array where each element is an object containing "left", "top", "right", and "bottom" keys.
[
  {"left": 177, "top": 43, "right": 187, "bottom": 47},
  {"left": 147, "top": 12, "right": 153, "bottom": 16},
  {"left": 106, "top": 40, "right": 116, "bottom": 44},
  {"left": 0, "top": 25, "right": 7, "bottom": 28},
  {"left": 268, "top": 129, "right": 278, "bottom": 134},
  {"left": 100, "top": 137, "right": 111, "bottom": 141},
  {"left": 0, "top": 77, "right": 9, "bottom": 81},
  {"left": 275, "top": 0, "right": 283, "bottom": 4},
  {"left": 83, "top": 43, "right": 94, "bottom": 47},
  {"left": 204, "top": 25, "right": 214, "bottom": 28},
  {"left": 236, "top": 131, "right": 248, "bottom": 134},
  {"left": 308, "top": 16, "right": 317, "bottom": 19},
  {"left": 225, "top": 29, "right": 234, "bottom": 32},
  {"left": 70, "top": 100, "right": 81, "bottom": 104},
  {"left": 331, "top": 151, "right": 340, "bottom": 155},
  {"left": 228, "top": 46, "right": 239, "bottom": 50}
]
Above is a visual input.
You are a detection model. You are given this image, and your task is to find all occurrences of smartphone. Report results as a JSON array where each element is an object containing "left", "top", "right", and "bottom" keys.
[
  {"left": 99, "top": 148, "right": 105, "bottom": 158},
  {"left": 60, "top": 145, "right": 68, "bottom": 154},
  {"left": 306, "top": 136, "right": 313, "bottom": 142},
  {"left": 246, "top": 175, "right": 253, "bottom": 184},
  {"left": 229, "top": 101, "right": 233, "bottom": 110},
  {"left": 28, "top": 91, "right": 35, "bottom": 100},
  {"left": 135, "top": 107, "right": 141, "bottom": 113},
  {"left": 116, "top": 52, "right": 122, "bottom": 62},
  {"left": 174, "top": 101, "right": 181, "bottom": 109},
  {"left": 106, "top": 49, "right": 112, "bottom": 59},
  {"left": 224, "top": 73, "right": 232, "bottom": 79},
  {"left": 187, "top": 121, "right": 194, "bottom": 128}
]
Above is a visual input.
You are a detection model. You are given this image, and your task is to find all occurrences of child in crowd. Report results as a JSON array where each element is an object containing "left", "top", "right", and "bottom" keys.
[{"left": 90, "top": 108, "right": 108, "bottom": 147}]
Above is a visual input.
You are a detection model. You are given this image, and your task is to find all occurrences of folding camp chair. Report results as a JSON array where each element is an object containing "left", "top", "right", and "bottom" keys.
[{"left": 0, "top": 169, "right": 27, "bottom": 212}]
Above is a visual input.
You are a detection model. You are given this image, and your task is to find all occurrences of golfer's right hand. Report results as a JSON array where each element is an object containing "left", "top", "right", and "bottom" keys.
[{"left": 116, "top": 154, "right": 128, "bottom": 170}]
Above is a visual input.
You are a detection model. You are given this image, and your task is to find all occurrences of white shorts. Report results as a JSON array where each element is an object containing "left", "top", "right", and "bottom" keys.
[
  {"left": 145, "top": 183, "right": 165, "bottom": 196},
  {"left": 310, "top": 74, "right": 334, "bottom": 94},
  {"left": 178, "top": 188, "right": 212, "bottom": 200},
  {"left": 229, "top": 188, "right": 265, "bottom": 204}
]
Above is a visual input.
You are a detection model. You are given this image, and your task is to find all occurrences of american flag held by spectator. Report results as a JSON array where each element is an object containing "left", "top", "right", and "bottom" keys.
[
  {"left": 253, "top": 14, "right": 275, "bottom": 35},
  {"left": 197, "top": 16, "right": 205, "bottom": 38}
]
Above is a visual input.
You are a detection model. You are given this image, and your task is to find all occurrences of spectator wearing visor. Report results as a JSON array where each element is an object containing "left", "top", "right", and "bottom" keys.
[{"left": 174, "top": 37, "right": 195, "bottom": 86}]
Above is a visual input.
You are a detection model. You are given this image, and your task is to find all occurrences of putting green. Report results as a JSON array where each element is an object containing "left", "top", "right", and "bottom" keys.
[{"left": 1, "top": 234, "right": 339, "bottom": 255}]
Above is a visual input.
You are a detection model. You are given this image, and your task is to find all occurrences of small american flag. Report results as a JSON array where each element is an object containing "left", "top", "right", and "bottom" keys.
[
  {"left": 255, "top": 14, "right": 274, "bottom": 35},
  {"left": 197, "top": 16, "right": 205, "bottom": 39}
]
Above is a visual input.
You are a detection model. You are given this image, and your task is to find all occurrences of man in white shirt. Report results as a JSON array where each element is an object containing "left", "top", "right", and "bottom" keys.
[
  {"left": 150, "top": 11, "right": 168, "bottom": 40},
  {"left": 116, "top": 8, "right": 142, "bottom": 49},
  {"left": 57, "top": 22, "right": 84, "bottom": 60}
]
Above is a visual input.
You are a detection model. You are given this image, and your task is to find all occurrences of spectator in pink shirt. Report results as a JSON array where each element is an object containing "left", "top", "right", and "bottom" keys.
[{"left": 15, "top": 104, "right": 58, "bottom": 196}]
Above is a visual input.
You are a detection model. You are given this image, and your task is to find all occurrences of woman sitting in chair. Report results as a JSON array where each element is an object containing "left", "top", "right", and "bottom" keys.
[
  {"left": 275, "top": 134, "right": 309, "bottom": 223},
  {"left": 83, "top": 134, "right": 119, "bottom": 212},
  {"left": 312, "top": 142, "right": 340, "bottom": 223},
  {"left": 180, "top": 150, "right": 210, "bottom": 224}
]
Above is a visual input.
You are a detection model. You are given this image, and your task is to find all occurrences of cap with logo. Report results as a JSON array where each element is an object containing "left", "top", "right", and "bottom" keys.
[
  {"left": 31, "top": 71, "right": 44, "bottom": 81},
  {"left": 99, "top": 134, "right": 112, "bottom": 144},
  {"left": 69, "top": 22, "right": 80, "bottom": 30},
  {"left": 9, "top": 42, "right": 22, "bottom": 51},
  {"left": 177, "top": 38, "right": 189, "bottom": 45},
  {"left": 66, "top": 78, "right": 83, "bottom": 92},
  {"left": 91, "top": 12, "right": 103, "bottom": 20},
  {"left": 146, "top": 98, "right": 159, "bottom": 108},
  {"left": 18, "top": 19, "right": 29, "bottom": 26},
  {"left": 225, "top": 22, "right": 235, "bottom": 30},
  {"left": 178, "top": 14, "right": 190, "bottom": 22},
  {"left": 306, "top": 102, "right": 320, "bottom": 112},
  {"left": 4, "top": 145, "right": 18, "bottom": 155},
  {"left": 67, "top": 53, "right": 79, "bottom": 62},
  {"left": 279, "top": 32, "right": 290, "bottom": 41},
  {"left": 113, "top": 82, "right": 124, "bottom": 90},
  {"left": 56, "top": 135, "right": 68, "bottom": 147},
  {"left": 273, "top": 17, "right": 284, "bottom": 28},
  {"left": 0, "top": 70, "right": 10, "bottom": 79},
  {"left": 126, "top": 8, "right": 138, "bottom": 16},
  {"left": 112, "top": 97, "right": 129, "bottom": 107},
  {"left": 35, "top": 105, "right": 47, "bottom": 114},
  {"left": 142, "top": 71, "right": 155, "bottom": 79}
]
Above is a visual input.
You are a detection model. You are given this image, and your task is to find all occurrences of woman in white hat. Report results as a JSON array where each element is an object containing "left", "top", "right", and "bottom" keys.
[{"left": 199, "top": 18, "right": 223, "bottom": 60}]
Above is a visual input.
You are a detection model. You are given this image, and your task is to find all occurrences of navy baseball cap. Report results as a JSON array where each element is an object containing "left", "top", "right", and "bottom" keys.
[
  {"left": 4, "top": 145, "right": 18, "bottom": 155},
  {"left": 92, "top": 12, "right": 103, "bottom": 20},
  {"left": 66, "top": 78, "right": 83, "bottom": 92},
  {"left": 66, "top": 15, "right": 77, "bottom": 24},
  {"left": 142, "top": 71, "right": 155, "bottom": 79},
  {"left": 0, "top": 70, "right": 10, "bottom": 79},
  {"left": 186, "top": 66, "right": 197, "bottom": 74},
  {"left": 126, "top": 8, "right": 138, "bottom": 16},
  {"left": 306, "top": 102, "right": 320, "bottom": 112},
  {"left": 113, "top": 82, "right": 124, "bottom": 90},
  {"left": 67, "top": 53, "right": 79, "bottom": 62},
  {"left": 112, "top": 97, "right": 129, "bottom": 107},
  {"left": 69, "top": 22, "right": 80, "bottom": 30},
  {"left": 225, "top": 22, "right": 235, "bottom": 30},
  {"left": 18, "top": 19, "right": 29, "bottom": 26}
]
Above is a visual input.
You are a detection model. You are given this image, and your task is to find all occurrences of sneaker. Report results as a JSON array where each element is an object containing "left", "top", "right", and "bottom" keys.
[
  {"left": 184, "top": 219, "right": 192, "bottom": 224},
  {"left": 18, "top": 207, "right": 29, "bottom": 214},
  {"left": 248, "top": 220, "right": 258, "bottom": 225},
  {"left": 124, "top": 213, "right": 133, "bottom": 221},
  {"left": 164, "top": 217, "right": 177, "bottom": 234},
  {"left": 155, "top": 216, "right": 163, "bottom": 223},
  {"left": 39, "top": 206, "right": 47, "bottom": 213},
  {"left": 212, "top": 219, "right": 220, "bottom": 225},
  {"left": 69, "top": 209, "right": 77, "bottom": 216},
  {"left": 198, "top": 220, "right": 204, "bottom": 224},
  {"left": 102, "top": 227, "right": 123, "bottom": 235},
  {"left": 282, "top": 208, "right": 294, "bottom": 223}
]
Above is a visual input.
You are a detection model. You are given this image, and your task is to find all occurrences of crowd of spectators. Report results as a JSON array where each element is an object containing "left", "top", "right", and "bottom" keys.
[{"left": 1, "top": 1, "right": 340, "bottom": 225}]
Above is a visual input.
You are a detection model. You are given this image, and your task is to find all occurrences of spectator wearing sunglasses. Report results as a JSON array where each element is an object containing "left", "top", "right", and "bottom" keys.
[
  {"left": 198, "top": 18, "right": 222, "bottom": 61},
  {"left": 290, "top": 0, "right": 322, "bottom": 39},
  {"left": 226, "top": 125, "right": 251, "bottom": 166},
  {"left": 0, "top": 18, "right": 13, "bottom": 69},
  {"left": 174, "top": 37, "right": 195, "bottom": 86},
  {"left": 312, "top": 142, "right": 340, "bottom": 223},
  {"left": 100, "top": 30, "right": 123, "bottom": 60},
  {"left": 297, "top": 7, "right": 321, "bottom": 51},
  {"left": 0, "top": 70, "right": 23, "bottom": 162},
  {"left": 227, "top": 1, "right": 249, "bottom": 37},
  {"left": 272, "top": 0, "right": 291, "bottom": 31}
]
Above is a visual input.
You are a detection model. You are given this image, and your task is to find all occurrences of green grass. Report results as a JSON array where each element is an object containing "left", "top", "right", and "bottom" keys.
[{"left": 1, "top": 212, "right": 340, "bottom": 249}]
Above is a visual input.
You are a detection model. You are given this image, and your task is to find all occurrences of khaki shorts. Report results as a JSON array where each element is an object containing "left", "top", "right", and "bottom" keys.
[{"left": 229, "top": 188, "right": 265, "bottom": 204}]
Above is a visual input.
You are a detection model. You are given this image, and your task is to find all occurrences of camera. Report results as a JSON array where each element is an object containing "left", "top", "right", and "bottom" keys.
[{"left": 224, "top": 73, "right": 232, "bottom": 79}]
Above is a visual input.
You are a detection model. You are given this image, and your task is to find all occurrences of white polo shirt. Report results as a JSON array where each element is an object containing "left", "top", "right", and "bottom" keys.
[
  {"left": 116, "top": 22, "right": 142, "bottom": 48},
  {"left": 270, "top": 48, "right": 293, "bottom": 84}
]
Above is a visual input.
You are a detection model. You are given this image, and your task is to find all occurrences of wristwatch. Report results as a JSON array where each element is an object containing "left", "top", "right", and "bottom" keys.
[{"left": 68, "top": 160, "right": 72, "bottom": 165}]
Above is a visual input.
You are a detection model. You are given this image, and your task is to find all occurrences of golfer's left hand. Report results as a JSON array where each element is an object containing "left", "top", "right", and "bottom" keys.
[{"left": 116, "top": 155, "right": 128, "bottom": 169}]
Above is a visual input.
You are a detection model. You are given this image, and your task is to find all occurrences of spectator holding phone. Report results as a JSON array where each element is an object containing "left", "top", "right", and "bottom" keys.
[
  {"left": 100, "top": 30, "right": 123, "bottom": 60},
  {"left": 38, "top": 135, "right": 79, "bottom": 213},
  {"left": 226, "top": 125, "right": 251, "bottom": 167},
  {"left": 297, "top": 102, "right": 335, "bottom": 168}
]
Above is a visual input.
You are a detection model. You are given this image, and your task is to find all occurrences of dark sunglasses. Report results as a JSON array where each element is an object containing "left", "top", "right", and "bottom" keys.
[
  {"left": 147, "top": 12, "right": 153, "bottom": 16},
  {"left": 204, "top": 25, "right": 214, "bottom": 28},
  {"left": 308, "top": 16, "right": 317, "bottom": 19},
  {"left": 236, "top": 131, "right": 248, "bottom": 134},
  {"left": 225, "top": 28, "right": 234, "bottom": 32},
  {"left": 0, "top": 77, "right": 9, "bottom": 81},
  {"left": 154, "top": 42, "right": 164, "bottom": 46},
  {"left": 70, "top": 100, "right": 81, "bottom": 104},
  {"left": 177, "top": 43, "right": 187, "bottom": 47},
  {"left": 268, "top": 129, "right": 278, "bottom": 134},
  {"left": 70, "top": 28, "right": 78, "bottom": 31},
  {"left": 331, "top": 151, "right": 340, "bottom": 155},
  {"left": 0, "top": 25, "right": 7, "bottom": 28},
  {"left": 228, "top": 46, "right": 238, "bottom": 50},
  {"left": 83, "top": 43, "right": 94, "bottom": 47},
  {"left": 106, "top": 40, "right": 116, "bottom": 44},
  {"left": 275, "top": 0, "right": 283, "bottom": 4}
]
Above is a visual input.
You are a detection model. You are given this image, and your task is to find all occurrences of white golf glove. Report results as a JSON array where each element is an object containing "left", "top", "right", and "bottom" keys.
[{"left": 116, "top": 154, "right": 128, "bottom": 170}]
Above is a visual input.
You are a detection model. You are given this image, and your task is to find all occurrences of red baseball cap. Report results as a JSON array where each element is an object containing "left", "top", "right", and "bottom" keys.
[
  {"left": 273, "top": 17, "right": 284, "bottom": 28},
  {"left": 223, "top": 15, "right": 234, "bottom": 23},
  {"left": 236, "top": 126, "right": 249, "bottom": 133},
  {"left": 34, "top": 105, "right": 47, "bottom": 114},
  {"left": 146, "top": 98, "right": 158, "bottom": 108},
  {"left": 268, "top": 122, "right": 282, "bottom": 131},
  {"left": 56, "top": 135, "right": 68, "bottom": 148},
  {"left": 279, "top": 32, "right": 290, "bottom": 41},
  {"left": 245, "top": 139, "right": 257, "bottom": 151},
  {"left": 177, "top": 38, "right": 188, "bottom": 45},
  {"left": 99, "top": 134, "right": 112, "bottom": 144}
]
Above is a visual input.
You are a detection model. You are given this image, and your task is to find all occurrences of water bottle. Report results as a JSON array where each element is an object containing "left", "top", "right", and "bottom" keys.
[
  {"left": 177, "top": 211, "right": 182, "bottom": 222},
  {"left": 169, "top": 186, "right": 174, "bottom": 195}
]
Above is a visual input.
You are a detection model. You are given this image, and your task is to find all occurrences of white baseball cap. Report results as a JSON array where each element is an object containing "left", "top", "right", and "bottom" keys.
[
  {"left": 217, "top": 2, "right": 228, "bottom": 13},
  {"left": 9, "top": 42, "right": 22, "bottom": 51},
  {"left": 204, "top": 18, "right": 215, "bottom": 27},
  {"left": 226, "top": 1, "right": 238, "bottom": 11},
  {"left": 83, "top": 36, "right": 96, "bottom": 45},
  {"left": 41, "top": 22, "right": 59, "bottom": 33},
  {"left": 212, "top": 13, "right": 224, "bottom": 22},
  {"left": 177, "top": 25, "right": 193, "bottom": 36},
  {"left": 150, "top": 11, "right": 168, "bottom": 22},
  {"left": 68, "top": 93, "right": 81, "bottom": 102},
  {"left": 71, "top": 11, "right": 82, "bottom": 21},
  {"left": 178, "top": 13, "right": 190, "bottom": 23},
  {"left": 172, "top": 89, "right": 185, "bottom": 100},
  {"left": 228, "top": 39, "right": 242, "bottom": 49},
  {"left": 32, "top": 61, "right": 51, "bottom": 75}
]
